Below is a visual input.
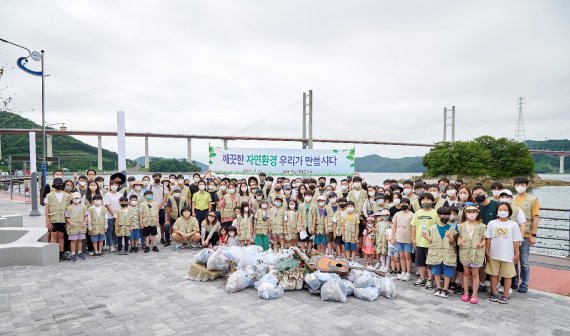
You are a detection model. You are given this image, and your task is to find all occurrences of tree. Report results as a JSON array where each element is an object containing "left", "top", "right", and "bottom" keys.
[{"left": 149, "top": 158, "right": 201, "bottom": 173}]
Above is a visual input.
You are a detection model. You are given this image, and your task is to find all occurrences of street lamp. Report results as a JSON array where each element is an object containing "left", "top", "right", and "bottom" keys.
[{"left": 0, "top": 37, "right": 45, "bottom": 217}]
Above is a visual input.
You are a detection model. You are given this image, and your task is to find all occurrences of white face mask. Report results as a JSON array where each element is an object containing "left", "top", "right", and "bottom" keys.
[
  {"left": 403, "top": 188, "right": 412, "bottom": 195},
  {"left": 392, "top": 198, "right": 401, "bottom": 205},
  {"left": 244, "top": 207, "right": 249, "bottom": 213},
  {"left": 430, "top": 192, "right": 439, "bottom": 199},
  {"left": 331, "top": 183, "right": 337, "bottom": 188},
  {"left": 353, "top": 182, "right": 361, "bottom": 189},
  {"left": 94, "top": 200, "right": 102, "bottom": 206},
  {"left": 499, "top": 197, "right": 511, "bottom": 203},
  {"left": 492, "top": 190, "right": 501, "bottom": 197},
  {"left": 73, "top": 198, "right": 81, "bottom": 204},
  {"left": 193, "top": 177, "right": 200, "bottom": 183},
  {"left": 318, "top": 201, "right": 325, "bottom": 207},
  {"left": 78, "top": 181, "right": 87, "bottom": 187},
  {"left": 220, "top": 185, "right": 227, "bottom": 191},
  {"left": 261, "top": 204, "right": 268, "bottom": 209},
  {"left": 446, "top": 190, "right": 457, "bottom": 197},
  {"left": 130, "top": 200, "right": 138, "bottom": 206},
  {"left": 228, "top": 188, "right": 236, "bottom": 194},
  {"left": 177, "top": 179, "right": 184, "bottom": 184},
  {"left": 143, "top": 180, "right": 150, "bottom": 186},
  {"left": 347, "top": 207, "right": 355, "bottom": 213},
  {"left": 289, "top": 204, "right": 296, "bottom": 210},
  {"left": 199, "top": 185, "right": 206, "bottom": 190},
  {"left": 229, "top": 232, "right": 235, "bottom": 237},
  {"left": 304, "top": 196, "right": 312, "bottom": 202},
  {"left": 466, "top": 213, "right": 478, "bottom": 220},
  {"left": 376, "top": 199, "right": 384, "bottom": 205},
  {"left": 515, "top": 186, "right": 527, "bottom": 194},
  {"left": 367, "top": 191, "right": 374, "bottom": 197},
  {"left": 169, "top": 179, "right": 176, "bottom": 184},
  {"left": 135, "top": 186, "right": 142, "bottom": 191},
  {"left": 341, "top": 185, "right": 348, "bottom": 191},
  {"left": 173, "top": 192, "right": 181, "bottom": 198},
  {"left": 241, "top": 187, "right": 248, "bottom": 192},
  {"left": 498, "top": 211, "right": 509, "bottom": 218},
  {"left": 110, "top": 185, "right": 118, "bottom": 191},
  {"left": 329, "top": 198, "right": 337, "bottom": 204}
]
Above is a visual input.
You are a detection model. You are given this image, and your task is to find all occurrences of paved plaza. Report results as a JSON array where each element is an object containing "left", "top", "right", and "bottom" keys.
[{"left": 1, "top": 197, "right": 570, "bottom": 336}]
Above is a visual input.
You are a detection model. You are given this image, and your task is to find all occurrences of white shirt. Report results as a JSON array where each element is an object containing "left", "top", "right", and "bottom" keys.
[
  {"left": 103, "top": 192, "right": 123, "bottom": 219},
  {"left": 43, "top": 191, "right": 64, "bottom": 204},
  {"left": 385, "top": 227, "right": 394, "bottom": 248},
  {"left": 485, "top": 219, "right": 523, "bottom": 262}
]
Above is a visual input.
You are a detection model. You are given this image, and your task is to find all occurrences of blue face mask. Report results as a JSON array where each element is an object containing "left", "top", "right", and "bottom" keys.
[{"left": 145, "top": 195, "right": 153, "bottom": 201}]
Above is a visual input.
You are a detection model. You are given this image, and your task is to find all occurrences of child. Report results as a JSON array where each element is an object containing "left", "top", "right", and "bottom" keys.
[
  {"left": 325, "top": 193, "right": 339, "bottom": 256},
  {"left": 128, "top": 195, "right": 142, "bottom": 253},
  {"left": 115, "top": 196, "right": 132, "bottom": 255},
  {"left": 412, "top": 193, "right": 439, "bottom": 289},
  {"left": 374, "top": 210, "right": 390, "bottom": 272},
  {"left": 486, "top": 202, "right": 522, "bottom": 304},
  {"left": 332, "top": 198, "right": 348, "bottom": 258},
  {"left": 458, "top": 205, "right": 486, "bottom": 304},
  {"left": 87, "top": 194, "right": 108, "bottom": 257},
  {"left": 171, "top": 206, "right": 201, "bottom": 250},
  {"left": 236, "top": 202, "right": 253, "bottom": 246},
  {"left": 270, "top": 196, "right": 287, "bottom": 252},
  {"left": 423, "top": 206, "right": 457, "bottom": 298},
  {"left": 341, "top": 201, "right": 360, "bottom": 260},
  {"left": 449, "top": 206, "right": 464, "bottom": 294},
  {"left": 312, "top": 195, "right": 329, "bottom": 254},
  {"left": 65, "top": 192, "right": 89, "bottom": 261},
  {"left": 226, "top": 226, "right": 240, "bottom": 247},
  {"left": 385, "top": 219, "right": 399, "bottom": 275},
  {"left": 392, "top": 198, "right": 413, "bottom": 281},
  {"left": 141, "top": 190, "right": 160, "bottom": 253},
  {"left": 44, "top": 177, "right": 71, "bottom": 261},
  {"left": 362, "top": 217, "right": 376, "bottom": 266},
  {"left": 219, "top": 227, "right": 228, "bottom": 245},
  {"left": 254, "top": 200, "right": 271, "bottom": 250},
  {"left": 297, "top": 193, "right": 317, "bottom": 253},
  {"left": 285, "top": 200, "right": 299, "bottom": 248}
]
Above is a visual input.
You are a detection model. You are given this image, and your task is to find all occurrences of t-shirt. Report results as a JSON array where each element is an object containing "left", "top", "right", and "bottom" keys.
[
  {"left": 393, "top": 210, "right": 414, "bottom": 243},
  {"left": 436, "top": 223, "right": 451, "bottom": 239},
  {"left": 478, "top": 200, "right": 499, "bottom": 225},
  {"left": 43, "top": 191, "right": 64, "bottom": 204},
  {"left": 385, "top": 228, "right": 394, "bottom": 248},
  {"left": 485, "top": 219, "right": 523, "bottom": 262},
  {"left": 103, "top": 192, "right": 123, "bottom": 219},
  {"left": 192, "top": 191, "right": 212, "bottom": 210},
  {"left": 411, "top": 208, "right": 438, "bottom": 248}
]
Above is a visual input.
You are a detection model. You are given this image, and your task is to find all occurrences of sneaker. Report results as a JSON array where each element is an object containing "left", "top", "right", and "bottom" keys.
[
  {"left": 88, "top": 251, "right": 94, "bottom": 256},
  {"left": 402, "top": 273, "right": 411, "bottom": 281},
  {"left": 425, "top": 280, "right": 434, "bottom": 290},
  {"left": 144, "top": 247, "right": 150, "bottom": 253},
  {"left": 498, "top": 286, "right": 513, "bottom": 294},
  {"left": 461, "top": 294, "right": 470, "bottom": 302},
  {"left": 175, "top": 243, "right": 182, "bottom": 251},
  {"left": 118, "top": 251, "right": 124, "bottom": 255},
  {"left": 59, "top": 253, "right": 69, "bottom": 262},
  {"left": 489, "top": 294, "right": 500, "bottom": 303},
  {"left": 110, "top": 246, "right": 116, "bottom": 253},
  {"left": 164, "top": 240, "right": 171, "bottom": 247},
  {"left": 129, "top": 247, "right": 135, "bottom": 253},
  {"left": 478, "top": 284, "right": 488, "bottom": 293},
  {"left": 469, "top": 296, "right": 479, "bottom": 304},
  {"left": 77, "top": 253, "right": 85, "bottom": 260},
  {"left": 160, "top": 238, "right": 166, "bottom": 244},
  {"left": 124, "top": 251, "right": 129, "bottom": 255},
  {"left": 152, "top": 246, "right": 159, "bottom": 252},
  {"left": 414, "top": 278, "right": 427, "bottom": 287},
  {"left": 449, "top": 282, "right": 456, "bottom": 291},
  {"left": 70, "top": 254, "right": 77, "bottom": 262},
  {"left": 94, "top": 252, "right": 100, "bottom": 258},
  {"left": 98, "top": 252, "right": 103, "bottom": 257},
  {"left": 511, "top": 283, "right": 519, "bottom": 290},
  {"left": 497, "top": 296, "right": 510, "bottom": 304},
  {"left": 396, "top": 273, "right": 404, "bottom": 280},
  {"left": 454, "top": 286, "right": 464, "bottom": 295},
  {"left": 517, "top": 287, "right": 528, "bottom": 294},
  {"left": 440, "top": 289, "right": 449, "bottom": 298},
  {"left": 434, "top": 288, "right": 442, "bottom": 297}
]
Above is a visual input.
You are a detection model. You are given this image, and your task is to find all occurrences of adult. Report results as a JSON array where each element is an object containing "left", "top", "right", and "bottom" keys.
[
  {"left": 171, "top": 206, "right": 201, "bottom": 249},
  {"left": 103, "top": 178, "right": 123, "bottom": 252},
  {"left": 201, "top": 211, "right": 221, "bottom": 247},
  {"left": 192, "top": 179, "right": 212, "bottom": 226}
]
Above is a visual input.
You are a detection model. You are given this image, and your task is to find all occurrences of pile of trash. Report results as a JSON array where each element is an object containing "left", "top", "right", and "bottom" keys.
[{"left": 187, "top": 246, "right": 397, "bottom": 302}]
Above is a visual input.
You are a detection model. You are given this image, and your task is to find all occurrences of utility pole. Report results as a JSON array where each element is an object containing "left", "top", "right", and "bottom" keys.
[
  {"left": 515, "top": 97, "right": 527, "bottom": 143},
  {"left": 302, "top": 90, "right": 313, "bottom": 149},
  {"left": 443, "top": 106, "right": 455, "bottom": 142}
]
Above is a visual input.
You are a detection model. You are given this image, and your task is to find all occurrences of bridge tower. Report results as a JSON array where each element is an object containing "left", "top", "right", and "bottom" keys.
[
  {"left": 443, "top": 106, "right": 455, "bottom": 142},
  {"left": 515, "top": 97, "right": 527, "bottom": 143},
  {"left": 302, "top": 90, "right": 313, "bottom": 149}
]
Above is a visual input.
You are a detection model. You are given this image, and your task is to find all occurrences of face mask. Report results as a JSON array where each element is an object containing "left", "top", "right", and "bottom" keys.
[
  {"left": 446, "top": 190, "right": 456, "bottom": 197},
  {"left": 194, "top": 177, "right": 200, "bottom": 183},
  {"left": 145, "top": 195, "right": 153, "bottom": 201},
  {"left": 449, "top": 215, "right": 457, "bottom": 222},
  {"left": 466, "top": 213, "right": 478, "bottom": 220},
  {"left": 220, "top": 186, "right": 227, "bottom": 191},
  {"left": 177, "top": 179, "right": 184, "bottom": 184},
  {"left": 169, "top": 179, "right": 176, "bottom": 184},
  {"left": 292, "top": 183, "right": 298, "bottom": 188},
  {"left": 331, "top": 183, "right": 337, "bottom": 188},
  {"left": 319, "top": 182, "right": 326, "bottom": 188},
  {"left": 382, "top": 215, "right": 390, "bottom": 221},
  {"left": 65, "top": 186, "right": 73, "bottom": 192},
  {"left": 261, "top": 204, "right": 268, "bottom": 209},
  {"left": 289, "top": 204, "right": 295, "bottom": 210},
  {"left": 458, "top": 193, "right": 468, "bottom": 201},
  {"left": 121, "top": 203, "right": 128, "bottom": 208},
  {"left": 341, "top": 185, "right": 348, "bottom": 191},
  {"left": 143, "top": 180, "right": 150, "bottom": 186},
  {"left": 72, "top": 198, "right": 81, "bottom": 204},
  {"left": 430, "top": 192, "right": 439, "bottom": 199},
  {"left": 498, "top": 211, "right": 509, "bottom": 218},
  {"left": 110, "top": 185, "right": 118, "bottom": 191},
  {"left": 474, "top": 194, "right": 486, "bottom": 203},
  {"left": 241, "top": 187, "right": 248, "bottom": 192},
  {"left": 208, "top": 185, "right": 216, "bottom": 191},
  {"left": 421, "top": 202, "right": 432, "bottom": 209},
  {"left": 439, "top": 185, "right": 447, "bottom": 193},
  {"left": 347, "top": 207, "right": 355, "bottom": 213},
  {"left": 308, "top": 185, "right": 315, "bottom": 191},
  {"left": 284, "top": 189, "right": 291, "bottom": 195},
  {"left": 440, "top": 217, "right": 449, "bottom": 224},
  {"left": 367, "top": 223, "right": 374, "bottom": 228},
  {"left": 324, "top": 190, "right": 331, "bottom": 196},
  {"left": 499, "top": 197, "right": 511, "bottom": 203},
  {"left": 492, "top": 190, "right": 501, "bottom": 197},
  {"left": 130, "top": 200, "right": 138, "bottom": 206},
  {"left": 256, "top": 196, "right": 263, "bottom": 201},
  {"left": 228, "top": 188, "right": 236, "bottom": 194},
  {"left": 94, "top": 200, "right": 102, "bottom": 206},
  {"left": 393, "top": 198, "right": 401, "bottom": 205},
  {"left": 78, "top": 181, "right": 87, "bottom": 187},
  {"left": 274, "top": 201, "right": 282, "bottom": 207},
  {"left": 154, "top": 178, "right": 160, "bottom": 183},
  {"left": 368, "top": 191, "right": 375, "bottom": 197},
  {"left": 182, "top": 211, "right": 191, "bottom": 218},
  {"left": 401, "top": 204, "right": 409, "bottom": 211},
  {"left": 515, "top": 186, "right": 527, "bottom": 193},
  {"left": 135, "top": 186, "right": 142, "bottom": 191},
  {"left": 244, "top": 207, "right": 249, "bottom": 213},
  {"left": 318, "top": 201, "right": 325, "bottom": 207},
  {"left": 403, "top": 188, "right": 412, "bottom": 195},
  {"left": 329, "top": 198, "right": 337, "bottom": 204},
  {"left": 89, "top": 185, "right": 97, "bottom": 191},
  {"left": 229, "top": 232, "right": 235, "bottom": 237},
  {"left": 304, "top": 196, "right": 312, "bottom": 202},
  {"left": 353, "top": 182, "right": 361, "bottom": 189},
  {"left": 199, "top": 185, "right": 206, "bottom": 190}
]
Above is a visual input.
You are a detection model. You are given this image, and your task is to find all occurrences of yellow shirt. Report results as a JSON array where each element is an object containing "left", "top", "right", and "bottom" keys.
[
  {"left": 192, "top": 191, "right": 212, "bottom": 211},
  {"left": 411, "top": 208, "right": 439, "bottom": 248}
]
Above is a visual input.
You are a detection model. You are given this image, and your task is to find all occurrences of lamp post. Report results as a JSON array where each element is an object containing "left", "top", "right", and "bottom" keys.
[{"left": 0, "top": 37, "right": 45, "bottom": 216}]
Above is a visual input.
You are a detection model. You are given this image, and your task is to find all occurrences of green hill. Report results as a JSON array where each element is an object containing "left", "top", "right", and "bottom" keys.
[
  {"left": 355, "top": 154, "right": 425, "bottom": 173},
  {"left": 133, "top": 156, "right": 207, "bottom": 172},
  {"left": 0, "top": 111, "right": 122, "bottom": 172}
]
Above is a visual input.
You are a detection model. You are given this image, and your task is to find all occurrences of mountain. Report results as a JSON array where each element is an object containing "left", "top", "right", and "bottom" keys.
[
  {"left": 0, "top": 111, "right": 124, "bottom": 171},
  {"left": 355, "top": 154, "right": 425, "bottom": 173},
  {"left": 133, "top": 156, "right": 207, "bottom": 172}
]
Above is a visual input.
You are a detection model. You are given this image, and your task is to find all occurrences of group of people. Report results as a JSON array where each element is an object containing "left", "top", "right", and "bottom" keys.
[{"left": 43, "top": 169, "right": 539, "bottom": 304}]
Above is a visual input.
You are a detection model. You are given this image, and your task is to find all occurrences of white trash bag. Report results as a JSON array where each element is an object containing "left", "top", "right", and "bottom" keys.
[
  {"left": 347, "top": 269, "right": 364, "bottom": 282},
  {"left": 254, "top": 272, "right": 278, "bottom": 289},
  {"left": 354, "top": 287, "right": 379, "bottom": 302},
  {"left": 225, "top": 270, "right": 251, "bottom": 293},
  {"left": 304, "top": 272, "right": 321, "bottom": 291},
  {"left": 192, "top": 248, "right": 214, "bottom": 265},
  {"left": 342, "top": 279, "right": 355, "bottom": 296},
  {"left": 320, "top": 279, "right": 348, "bottom": 303},
  {"left": 257, "top": 282, "right": 285, "bottom": 300},
  {"left": 381, "top": 277, "right": 397, "bottom": 299},
  {"left": 354, "top": 271, "right": 375, "bottom": 288},
  {"left": 206, "top": 249, "right": 230, "bottom": 272}
]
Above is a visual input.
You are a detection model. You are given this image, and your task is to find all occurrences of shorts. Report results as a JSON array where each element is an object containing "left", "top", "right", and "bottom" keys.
[
  {"left": 130, "top": 229, "right": 142, "bottom": 240},
  {"left": 430, "top": 262, "right": 455, "bottom": 278},
  {"left": 142, "top": 226, "right": 158, "bottom": 237},
  {"left": 395, "top": 242, "right": 413, "bottom": 253},
  {"left": 344, "top": 242, "right": 357, "bottom": 251},
  {"left": 415, "top": 246, "right": 428, "bottom": 267},
  {"left": 51, "top": 223, "right": 66, "bottom": 233},
  {"left": 334, "top": 236, "right": 344, "bottom": 246},
  {"left": 485, "top": 259, "right": 516, "bottom": 278},
  {"left": 272, "top": 233, "right": 285, "bottom": 240},
  {"left": 464, "top": 262, "right": 483, "bottom": 268},
  {"left": 90, "top": 234, "right": 105, "bottom": 242},
  {"left": 314, "top": 234, "right": 327, "bottom": 246},
  {"left": 68, "top": 233, "right": 86, "bottom": 241},
  {"left": 363, "top": 246, "right": 375, "bottom": 255},
  {"left": 388, "top": 246, "right": 398, "bottom": 257}
]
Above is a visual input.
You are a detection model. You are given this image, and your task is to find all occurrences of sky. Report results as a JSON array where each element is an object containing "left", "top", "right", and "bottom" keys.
[{"left": 1, "top": 0, "right": 569, "bottom": 164}]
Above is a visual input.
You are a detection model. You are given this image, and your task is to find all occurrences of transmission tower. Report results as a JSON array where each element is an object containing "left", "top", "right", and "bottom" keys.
[{"left": 514, "top": 97, "right": 527, "bottom": 143}]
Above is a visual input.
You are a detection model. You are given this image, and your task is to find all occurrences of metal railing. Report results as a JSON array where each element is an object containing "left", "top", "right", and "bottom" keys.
[{"left": 534, "top": 208, "right": 570, "bottom": 258}]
